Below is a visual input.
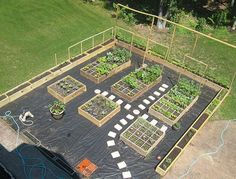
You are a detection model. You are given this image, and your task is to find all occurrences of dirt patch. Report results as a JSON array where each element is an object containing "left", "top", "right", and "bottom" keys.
[
  {"left": 164, "top": 119, "right": 236, "bottom": 179},
  {"left": 0, "top": 118, "right": 28, "bottom": 152}
]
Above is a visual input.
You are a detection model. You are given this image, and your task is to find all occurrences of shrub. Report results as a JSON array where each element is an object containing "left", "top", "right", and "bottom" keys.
[
  {"left": 195, "top": 17, "right": 206, "bottom": 32},
  {"left": 118, "top": 7, "right": 137, "bottom": 25},
  {"left": 124, "top": 73, "right": 139, "bottom": 89}
]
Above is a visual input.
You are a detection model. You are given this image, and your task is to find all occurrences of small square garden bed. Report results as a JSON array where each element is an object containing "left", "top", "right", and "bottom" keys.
[
  {"left": 80, "top": 47, "right": 131, "bottom": 84},
  {"left": 120, "top": 117, "right": 165, "bottom": 156},
  {"left": 111, "top": 64, "right": 162, "bottom": 102},
  {"left": 78, "top": 94, "right": 120, "bottom": 127},
  {"left": 47, "top": 75, "right": 86, "bottom": 104},
  {"left": 149, "top": 78, "right": 201, "bottom": 126}
]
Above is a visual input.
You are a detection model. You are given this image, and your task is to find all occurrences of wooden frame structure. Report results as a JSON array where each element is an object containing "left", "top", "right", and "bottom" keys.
[
  {"left": 47, "top": 75, "right": 86, "bottom": 104},
  {"left": 80, "top": 60, "right": 131, "bottom": 84},
  {"left": 120, "top": 117, "right": 165, "bottom": 156},
  {"left": 78, "top": 94, "right": 121, "bottom": 127}
]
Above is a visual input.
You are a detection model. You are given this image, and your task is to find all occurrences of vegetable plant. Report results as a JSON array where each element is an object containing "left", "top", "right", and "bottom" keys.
[
  {"left": 124, "top": 73, "right": 139, "bottom": 89},
  {"left": 49, "top": 100, "right": 65, "bottom": 115}
]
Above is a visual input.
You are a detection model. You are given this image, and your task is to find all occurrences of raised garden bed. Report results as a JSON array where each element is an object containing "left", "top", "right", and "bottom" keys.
[
  {"left": 111, "top": 64, "right": 162, "bottom": 102},
  {"left": 47, "top": 75, "right": 86, "bottom": 104},
  {"left": 149, "top": 78, "right": 201, "bottom": 126},
  {"left": 80, "top": 47, "right": 131, "bottom": 84},
  {"left": 177, "top": 128, "right": 196, "bottom": 149},
  {"left": 78, "top": 94, "right": 120, "bottom": 127},
  {"left": 159, "top": 147, "right": 181, "bottom": 171},
  {"left": 120, "top": 117, "right": 165, "bottom": 156}
]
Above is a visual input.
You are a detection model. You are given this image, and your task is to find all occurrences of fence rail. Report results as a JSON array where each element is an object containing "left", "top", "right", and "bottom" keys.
[{"left": 68, "top": 27, "right": 114, "bottom": 60}]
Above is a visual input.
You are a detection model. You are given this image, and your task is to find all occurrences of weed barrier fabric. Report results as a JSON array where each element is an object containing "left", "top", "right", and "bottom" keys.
[{"left": 0, "top": 50, "right": 218, "bottom": 179}]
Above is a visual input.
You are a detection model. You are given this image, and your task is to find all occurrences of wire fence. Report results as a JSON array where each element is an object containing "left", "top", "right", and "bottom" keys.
[
  {"left": 115, "top": 4, "right": 236, "bottom": 89},
  {"left": 67, "top": 27, "right": 114, "bottom": 60}
]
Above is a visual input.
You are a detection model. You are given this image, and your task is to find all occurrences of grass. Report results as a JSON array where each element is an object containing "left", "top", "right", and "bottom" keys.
[{"left": 0, "top": 0, "right": 115, "bottom": 93}]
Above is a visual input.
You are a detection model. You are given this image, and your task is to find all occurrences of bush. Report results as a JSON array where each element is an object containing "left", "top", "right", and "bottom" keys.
[
  {"left": 118, "top": 8, "right": 137, "bottom": 25},
  {"left": 209, "top": 10, "right": 229, "bottom": 27},
  {"left": 195, "top": 17, "right": 206, "bottom": 32}
]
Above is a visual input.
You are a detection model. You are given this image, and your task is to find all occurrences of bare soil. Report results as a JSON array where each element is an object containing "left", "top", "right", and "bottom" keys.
[{"left": 164, "top": 120, "right": 236, "bottom": 179}]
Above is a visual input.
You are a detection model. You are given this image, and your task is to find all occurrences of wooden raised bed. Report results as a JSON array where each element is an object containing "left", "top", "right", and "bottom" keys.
[
  {"left": 47, "top": 75, "right": 86, "bottom": 104},
  {"left": 111, "top": 76, "right": 162, "bottom": 102},
  {"left": 159, "top": 147, "right": 181, "bottom": 172},
  {"left": 149, "top": 95, "right": 199, "bottom": 126},
  {"left": 78, "top": 94, "right": 120, "bottom": 127},
  {"left": 80, "top": 60, "right": 131, "bottom": 84},
  {"left": 120, "top": 118, "right": 165, "bottom": 156}
]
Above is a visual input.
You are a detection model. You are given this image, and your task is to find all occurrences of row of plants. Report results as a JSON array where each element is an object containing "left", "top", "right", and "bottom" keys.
[
  {"left": 116, "top": 31, "right": 147, "bottom": 50},
  {"left": 47, "top": 76, "right": 87, "bottom": 104},
  {"left": 80, "top": 95, "right": 117, "bottom": 121},
  {"left": 112, "top": 64, "right": 162, "bottom": 101},
  {"left": 149, "top": 78, "right": 201, "bottom": 125},
  {"left": 51, "top": 76, "right": 83, "bottom": 96},
  {"left": 78, "top": 94, "right": 120, "bottom": 127},
  {"left": 80, "top": 47, "right": 131, "bottom": 83},
  {"left": 124, "top": 64, "right": 162, "bottom": 89},
  {"left": 83, "top": 47, "right": 131, "bottom": 76}
]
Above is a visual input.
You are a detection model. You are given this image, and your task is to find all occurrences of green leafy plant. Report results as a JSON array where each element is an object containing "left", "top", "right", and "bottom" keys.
[
  {"left": 172, "top": 122, "right": 181, "bottom": 130},
  {"left": 49, "top": 101, "right": 65, "bottom": 115},
  {"left": 124, "top": 73, "right": 139, "bottom": 89},
  {"left": 195, "top": 17, "right": 206, "bottom": 32},
  {"left": 97, "top": 56, "right": 107, "bottom": 63},
  {"left": 134, "top": 65, "right": 162, "bottom": 84},
  {"left": 107, "top": 48, "right": 131, "bottom": 65},
  {"left": 96, "top": 63, "right": 113, "bottom": 75},
  {"left": 118, "top": 7, "right": 137, "bottom": 25}
]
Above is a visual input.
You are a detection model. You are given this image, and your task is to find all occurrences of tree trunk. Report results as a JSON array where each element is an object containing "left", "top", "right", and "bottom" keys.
[
  {"left": 232, "top": 19, "right": 236, "bottom": 30},
  {"left": 157, "top": 0, "right": 168, "bottom": 29}
]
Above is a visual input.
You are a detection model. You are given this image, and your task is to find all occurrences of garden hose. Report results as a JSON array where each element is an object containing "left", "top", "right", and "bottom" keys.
[{"left": 1, "top": 111, "right": 65, "bottom": 179}]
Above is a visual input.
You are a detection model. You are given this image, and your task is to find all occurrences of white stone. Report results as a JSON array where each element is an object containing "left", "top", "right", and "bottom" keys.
[
  {"left": 138, "top": 104, "right": 146, "bottom": 110},
  {"left": 126, "top": 114, "right": 134, "bottom": 120},
  {"left": 122, "top": 171, "right": 132, "bottom": 178},
  {"left": 124, "top": 104, "right": 131, "bottom": 110},
  {"left": 154, "top": 91, "right": 161, "bottom": 96},
  {"left": 116, "top": 99, "right": 123, "bottom": 105},
  {"left": 94, "top": 89, "right": 101, "bottom": 94},
  {"left": 142, "top": 114, "right": 149, "bottom": 120},
  {"left": 133, "top": 109, "right": 140, "bottom": 115},
  {"left": 108, "top": 95, "right": 116, "bottom": 100},
  {"left": 150, "top": 119, "right": 158, "bottom": 126},
  {"left": 111, "top": 151, "right": 120, "bottom": 158},
  {"left": 148, "top": 95, "right": 155, "bottom": 101},
  {"left": 143, "top": 99, "right": 150, "bottom": 105},
  {"left": 159, "top": 87, "right": 166, "bottom": 92},
  {"left": 107, "top": 140, "right": 115, "bottom": 147},
  {"left": 120, "top": 119, "right": 128, "bottom": 125},
  {"left": 108, "top": 131, "right": 117, "bottom": 138},
  {"left": 117, "top": 161, "right": 127, "bottom": 169},
  {"left": 101, "top": 91, "right": 109, "bottom": 96},
  {"left": 162, "top": 84, "right": 169, "bottom": 88},
  {"left": 114, "top": 124, "right": 122, "bottom": 131},
  {"left": 160, "top": 125, "right": 168, "bottom": 133}
]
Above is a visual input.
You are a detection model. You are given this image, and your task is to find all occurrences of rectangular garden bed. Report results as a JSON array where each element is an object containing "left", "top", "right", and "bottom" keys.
[
  {"left": 78, "top": 94, "right": 120, "bottom": 127},
  {"left": 120, "top": 117, "right": 165, "bottom": 156},
  {"left": 47, "top": 75, "right": 86, "bottom": 104},
  {"left": 111, "top": 64, "right": 162, "bottom": 102},
  {"left": 149, "top": 78, "right": 201, "bottom": 126},
  {"left": 159, "top": 147, "right": 181, "bottom": 171},
  {"left": 80, "top": 47, "right": 131, "bottom": 84}
]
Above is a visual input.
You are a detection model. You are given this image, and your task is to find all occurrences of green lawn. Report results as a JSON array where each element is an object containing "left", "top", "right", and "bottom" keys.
[{"left": 0, "top": 0, "right": 115, "bottom": 93}]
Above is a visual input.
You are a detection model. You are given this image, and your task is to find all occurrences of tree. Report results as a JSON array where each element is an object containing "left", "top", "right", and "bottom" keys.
[{"left": 156, "top": 0, "right": 178, "bottom": 29}]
